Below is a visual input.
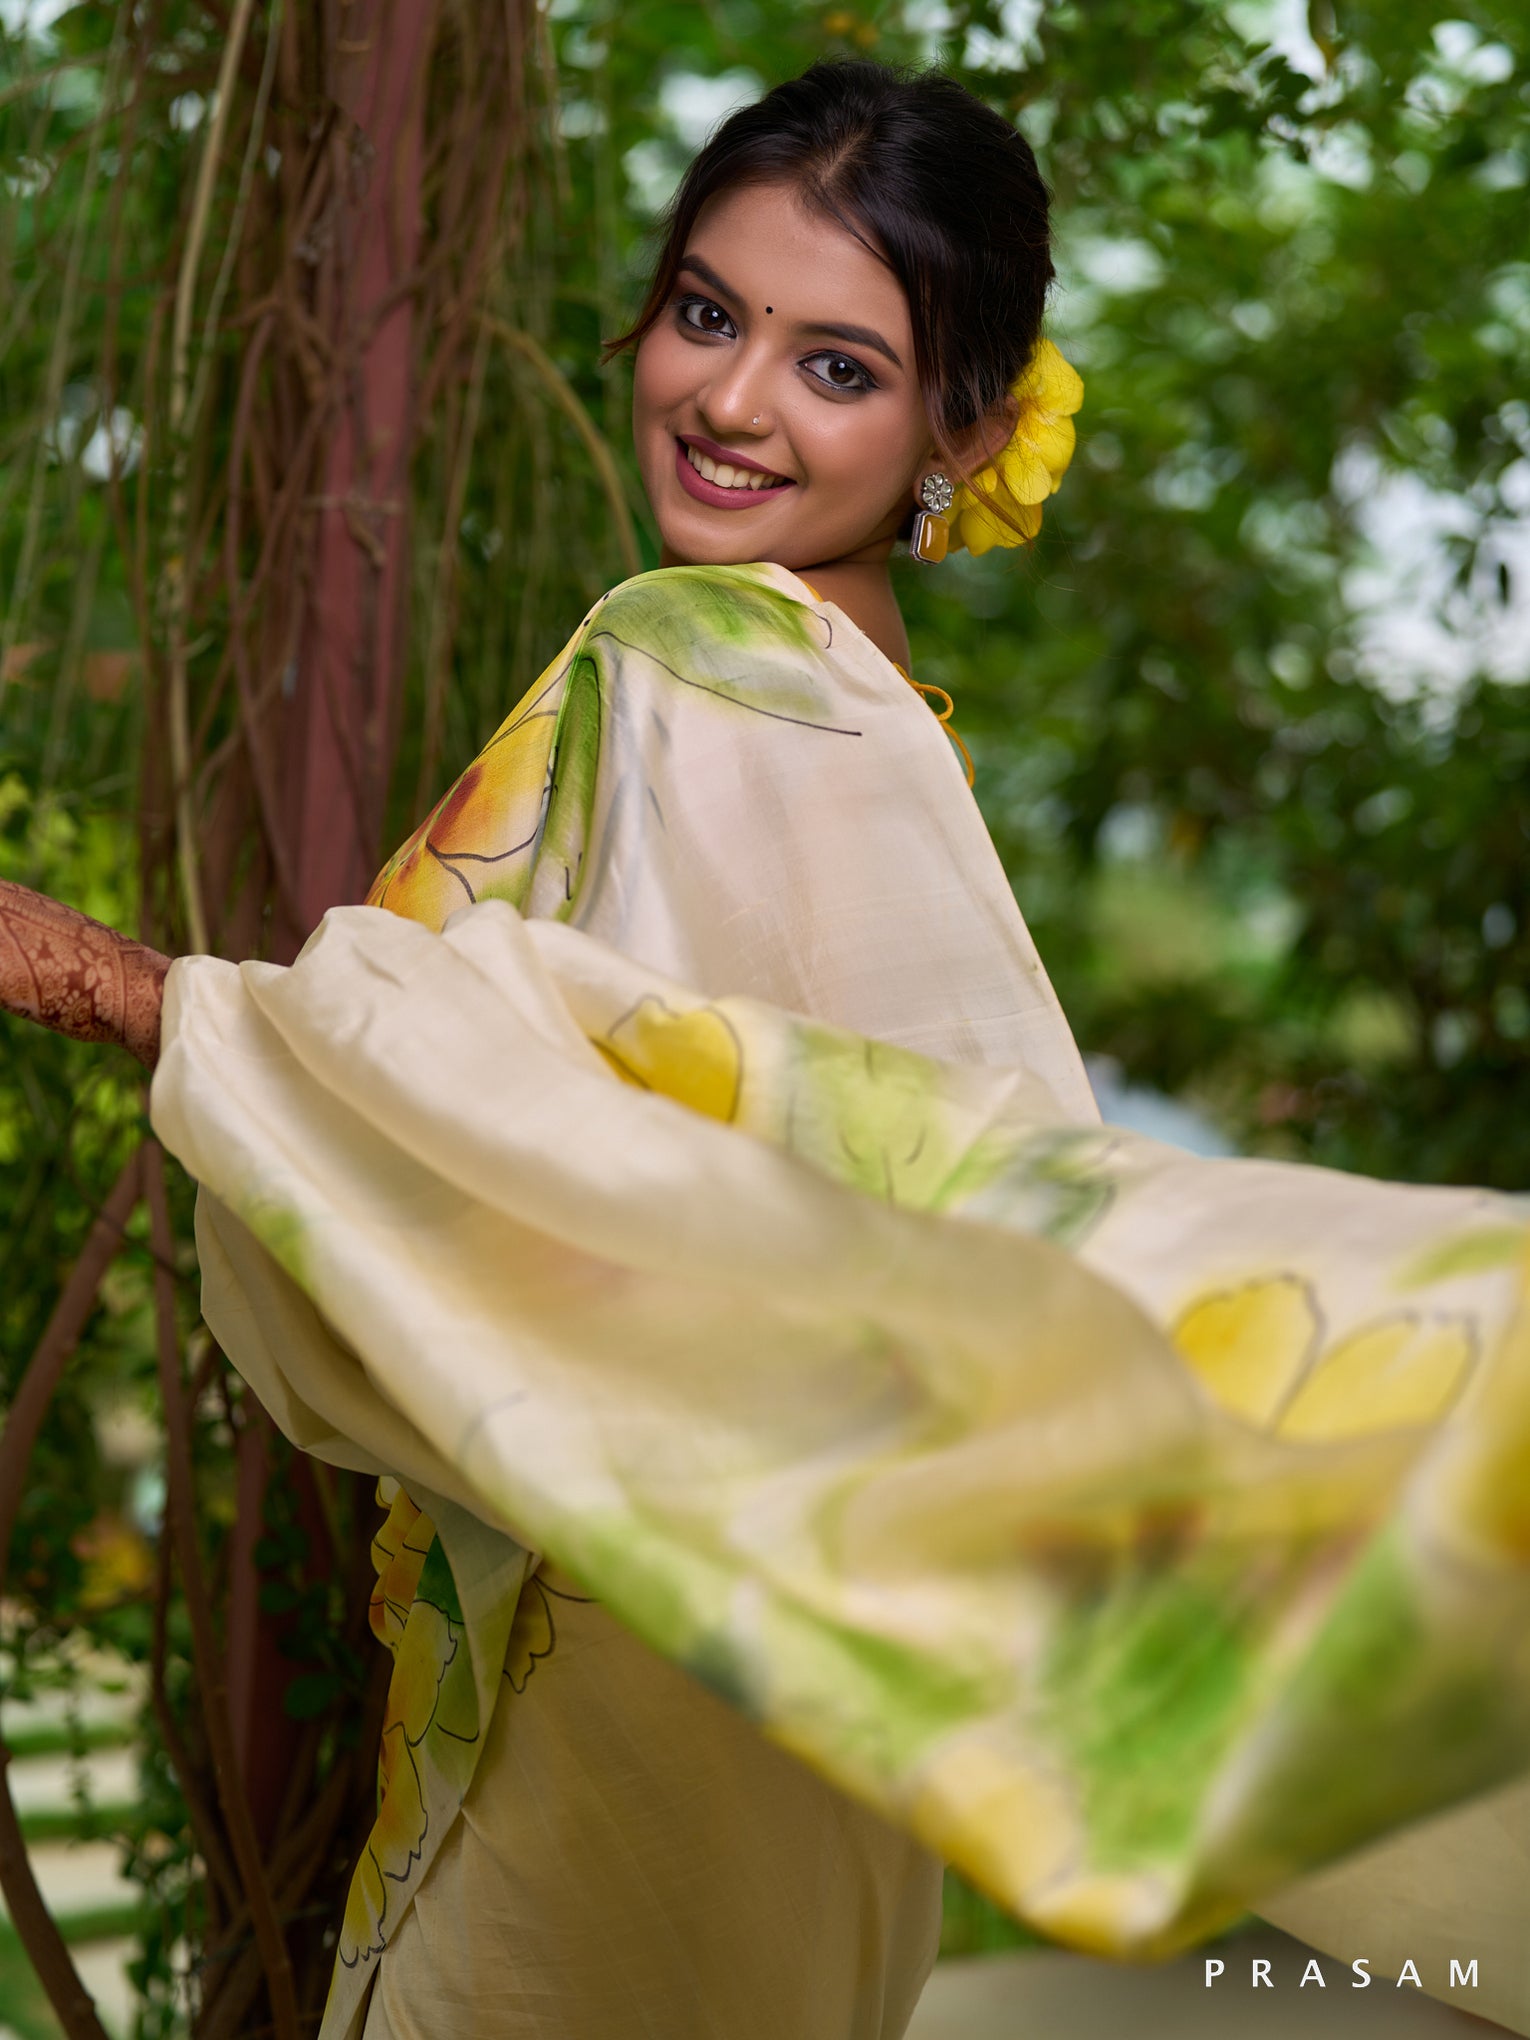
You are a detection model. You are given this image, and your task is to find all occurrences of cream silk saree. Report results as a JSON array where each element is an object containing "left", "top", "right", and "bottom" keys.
[{"left": 148, "top": 562, "right": 1530, "bottom": 2036}]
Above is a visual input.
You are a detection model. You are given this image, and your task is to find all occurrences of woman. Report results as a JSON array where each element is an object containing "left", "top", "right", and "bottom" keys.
[{"left": 4, "top": 58, "right": 1529, "bottom": 2040}]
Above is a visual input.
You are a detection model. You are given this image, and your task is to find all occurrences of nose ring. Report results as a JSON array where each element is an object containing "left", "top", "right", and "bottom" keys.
[{"left": 751, "top": 415, "right": 761, "bottom": 425}]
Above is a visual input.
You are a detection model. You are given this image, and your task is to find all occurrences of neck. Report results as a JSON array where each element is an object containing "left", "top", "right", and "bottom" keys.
[{"left": 792, "top": 552, "right": 911, "bottom": 672}]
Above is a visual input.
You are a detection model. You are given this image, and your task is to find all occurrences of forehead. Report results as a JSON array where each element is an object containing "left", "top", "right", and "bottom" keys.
[{"left": 685, "top": 181, "right": 910, "bottom": 336}]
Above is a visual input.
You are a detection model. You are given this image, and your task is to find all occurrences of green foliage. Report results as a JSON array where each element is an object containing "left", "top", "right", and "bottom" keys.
[
  {"left": 436, "top": 0, "right": 1530, "bottom": 1189},
  {"left": 904, "top": 1, "right": 1529, "bottom": 1189}
]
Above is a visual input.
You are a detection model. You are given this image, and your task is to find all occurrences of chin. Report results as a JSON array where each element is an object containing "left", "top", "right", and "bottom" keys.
[{"left": 657, "top": 517, "right": 787, "bottom": 569}]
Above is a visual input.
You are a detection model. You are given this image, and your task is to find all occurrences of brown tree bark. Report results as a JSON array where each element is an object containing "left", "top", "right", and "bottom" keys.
[
  {"left": 271, "top": 0, "right": 435, "bottom": 958},
  {"left": 231, "top": 0, "right": 439, "bottom": 1843},
  {"left": 6, "top": 1, "right": 537, "bottom": 2022}
]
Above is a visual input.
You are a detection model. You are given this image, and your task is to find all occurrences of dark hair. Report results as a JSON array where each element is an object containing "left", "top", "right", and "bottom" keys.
[{"left": 606, "top": 58, "right": 1055, "bottom": 496}]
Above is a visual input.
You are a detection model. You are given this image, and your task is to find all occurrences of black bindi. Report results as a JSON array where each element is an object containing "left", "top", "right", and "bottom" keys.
[{"left": 765, "top": 305, "right": 773, "bottom": 314}]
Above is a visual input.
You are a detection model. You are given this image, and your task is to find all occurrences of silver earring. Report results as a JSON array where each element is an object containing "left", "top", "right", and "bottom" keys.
[{"left": 911, "top": 471, "right": 953, "bottom": 564}]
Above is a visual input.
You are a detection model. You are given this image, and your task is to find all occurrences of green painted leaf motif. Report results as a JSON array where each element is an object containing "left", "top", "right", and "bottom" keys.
[
  {"left": 775, "top": 1022, "right": 982, "bottom": 1208},
  {"left": 606, "top": 562, "right": 824, "bottom": 655},
  {"left": 240, "top": 1187, "right": 312, "bottom": 1289},
  {"left": 558, "top": 1509, "right": 738, "bottom": 1677},
  {"left": 1035, "top": 1558, "right": 1261, "bottom": 1872},
  {"left": 415, "top": 1534, "right": 465, "bottom": 1626},
  {"left": 587, "top": 564, "right": 836, "bottom": 725},
  {"left": 545, "top": 649, "right": 603, "bottom": 923},
  {"left": 1399, "top": 1226, "right": 1527, "bottom": 1290},
  {"left": 950, "top": 1128, "right": 1124, "bottom": 1246},
  {"left": 762, "top": 1606, "right": 1005, "bottom": 1775},
  {"left": 1196, "top": 1531, "right": 1530, "bottom": 1888}
]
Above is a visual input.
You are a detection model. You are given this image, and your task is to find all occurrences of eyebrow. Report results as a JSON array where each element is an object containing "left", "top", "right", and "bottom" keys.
[{"left": 677, "top": 252, "right": 905, "bottom": 371}]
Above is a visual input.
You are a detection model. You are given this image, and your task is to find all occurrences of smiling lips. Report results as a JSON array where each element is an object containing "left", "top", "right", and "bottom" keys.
[{"left": 674, "top": 435, "right": 795, "bottom": 510}]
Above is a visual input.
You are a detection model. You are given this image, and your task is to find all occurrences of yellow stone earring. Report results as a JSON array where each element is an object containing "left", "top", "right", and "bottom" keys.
[{"left": 910, "top": 471, "right": 954, "bottom": 564}]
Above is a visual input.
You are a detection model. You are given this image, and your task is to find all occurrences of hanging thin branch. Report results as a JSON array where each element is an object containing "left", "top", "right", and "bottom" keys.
[
  {"left": 0, "top": 1150, "right": 141, "bottom": 2040},
  {"left": 0, "top": 0, "right": 648, "bottom": 2026},
  {"left": 487, "top": 316, "right": 641, "bottom": 579},
  {"left": 160, "top": 0, "right": 261, "bottom": 955},
  {"left": 143, "top": 1139, "right": 302, "bottom": 2040}
]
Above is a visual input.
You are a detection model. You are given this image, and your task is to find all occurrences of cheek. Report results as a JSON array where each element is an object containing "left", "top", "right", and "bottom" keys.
[
  {"left": 800, "top": 403, "right": 920, "bottom": 504},
  {"left": 633, "top": 331, "right": 691, "bottom": 429}
]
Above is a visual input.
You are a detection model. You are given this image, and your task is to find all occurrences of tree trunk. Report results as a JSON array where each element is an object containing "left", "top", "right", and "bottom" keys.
[
  {"left": 273, "top": 0, "right": 435, "bottom": 958},
  {"left": 233, "top": 0, "right": 437, "bottom": 1838}
]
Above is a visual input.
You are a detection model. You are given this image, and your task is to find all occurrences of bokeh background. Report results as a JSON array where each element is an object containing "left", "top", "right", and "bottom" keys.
[{"left": 1, "top": 0, "right": 1526, "bottom": 2032}]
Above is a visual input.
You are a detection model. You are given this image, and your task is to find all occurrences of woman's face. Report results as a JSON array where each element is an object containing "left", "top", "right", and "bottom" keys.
[{"left": 632, "top": 180, "right": 936, "bottom": 571}]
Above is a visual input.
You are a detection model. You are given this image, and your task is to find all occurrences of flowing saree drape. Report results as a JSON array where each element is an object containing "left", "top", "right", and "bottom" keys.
[{"left": 149, "top": 563, "right": 1530, "bottom": 2035}]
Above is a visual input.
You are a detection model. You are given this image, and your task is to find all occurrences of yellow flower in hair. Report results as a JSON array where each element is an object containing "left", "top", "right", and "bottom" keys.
[{"left": 948, "top": 339, "right": 1084, "bottom": 557}]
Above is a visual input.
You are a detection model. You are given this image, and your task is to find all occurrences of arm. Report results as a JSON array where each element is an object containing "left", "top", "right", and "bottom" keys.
[{"left": 0, "top": 879, "right": 170, "bottom": 1070}]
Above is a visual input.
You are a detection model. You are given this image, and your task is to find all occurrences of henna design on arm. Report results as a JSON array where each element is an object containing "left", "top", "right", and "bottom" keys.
[{"left": 0, "top": 879, "right": 171, "bottom": 1070}]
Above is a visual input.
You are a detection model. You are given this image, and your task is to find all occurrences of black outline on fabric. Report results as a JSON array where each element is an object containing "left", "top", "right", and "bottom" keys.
[
  {"left": 770, "top": 580, "right": 836, "bottom": 654},
  {"left": 424, "top": 841, "right": 476, "bottom": 902},
  {"left": 370, "top": 1514, "right": 438, "bottom": 1636},
  {"left": 337, "top": 1843, "right": 391, "bottom": 1967},
  {"left": 418, "top": 763, "right": 556, "bottom": 904},
  {"left": 337, "top": 1604, "right": 459, "bottom": 1971},
  {"left": 588, "top": 629, "right": 862, "bottom": 737},
  {"left": 501, "top": 1572, "right": 595, "bottom": 1696},
  {"left": 434, "top": 826, "right": 548, "bottom": 869},
  {"left": 380, "top": 681, "right": 564, "bottom": 910},
  {"left": 540, "top": 1577, "right": 597, "bottom": 1604},
  {"left": 338, "top": 1599, "right": 485, "bottom": 1969},
  {"left": 1269, "top": 1303, "right": 1481, "bottom": 1436},
  {"left": 1175, "top": 1273, "right": 1326, "bottom": 1432},
  {"left": 482, "top": 696, "right": 561, "bottom": 754},
  {"left": 599, "top": 993, "right": 746, "bottom": 1123},
  {"left": 379, "top": 1733, "right": 430, "bottom": 1884}
]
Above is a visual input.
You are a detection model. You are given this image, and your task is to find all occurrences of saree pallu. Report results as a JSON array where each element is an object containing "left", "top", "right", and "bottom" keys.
[{"left": 149, "top": 563, "right": 1530, "bottom": 2035}]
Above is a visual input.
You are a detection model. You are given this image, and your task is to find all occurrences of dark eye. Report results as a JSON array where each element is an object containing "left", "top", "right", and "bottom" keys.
[
  {"left": 804, "top": 351, "right": 875, "bottom": 395},
  {"left": 677, "top": 294, "right": 735, "bottom": 338}
]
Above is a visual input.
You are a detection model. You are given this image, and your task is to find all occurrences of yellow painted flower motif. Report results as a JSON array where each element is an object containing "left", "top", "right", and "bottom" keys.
[
  {"left": 368, "top": 1479, "right": 434, "bottom": 1651},
  {"left": 1279, "top": 1314, "right": 1475, "bottom": 1441},
  {"left": 365, "top": 640, "right": 587, "bottom": 930},
  {"left": 596, "top": 994, "right": 745, "bottom": 1123},
  {"left": 1172, "top": 1275, "right": 1319, "bottom": 1427},
  {"left": 948, "top": 339, "right": 1084, "bottom": 557},
  {"left": 337, "top": 1495, "right": 481, "bottom": 1977},
  {"left": 1431, "top": 1248, "right": 1530, "bottom": 1560},
  {"left": 366, "top": 696, "right": 558, "bottom": 929},
  {"left": 1172, "top": 1276, "right": 1477, "bottom": 1441}
]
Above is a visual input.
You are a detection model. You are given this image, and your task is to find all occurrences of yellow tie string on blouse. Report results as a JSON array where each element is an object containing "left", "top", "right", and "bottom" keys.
[
  {"left": 893, "top": 662, "right": 975, "bottom": 788},
  {"left": 795, "top": 579, "right": 976, "bottom": 788}
]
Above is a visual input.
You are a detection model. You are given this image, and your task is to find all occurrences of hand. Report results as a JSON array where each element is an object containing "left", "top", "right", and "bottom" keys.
[{"left": 0, "top": 879, "right": 171, "bottom": 1070}]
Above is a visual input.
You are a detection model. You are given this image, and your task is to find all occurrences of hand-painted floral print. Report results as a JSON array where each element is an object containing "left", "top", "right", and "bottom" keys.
[
  {"left": 334, "top": 1495, "right": 483, "bottom": 1988},
  {"left": 151, "top": 563, "right": 1530, "bottom": 2033}
]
